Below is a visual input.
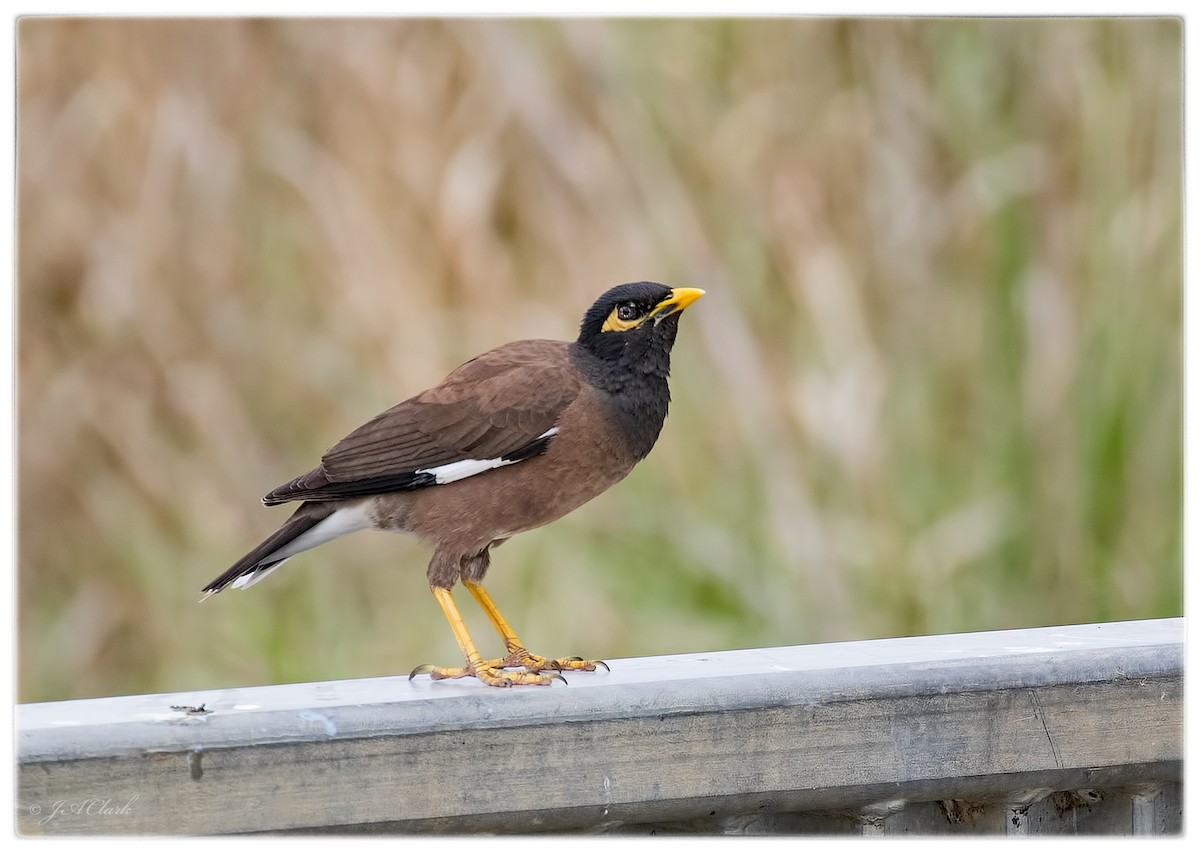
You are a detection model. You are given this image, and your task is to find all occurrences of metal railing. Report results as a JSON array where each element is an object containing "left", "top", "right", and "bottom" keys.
[{"left": 17, "top": 618, "right": 1182, "bottom": 835}]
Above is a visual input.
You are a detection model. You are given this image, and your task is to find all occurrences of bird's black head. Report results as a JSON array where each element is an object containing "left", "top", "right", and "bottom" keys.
[
  {"left": 572, "top": 281, "right": 705, "bottom": 459},
  {"left": 575, "top": 282, "right": 705, "bottom": 373}
]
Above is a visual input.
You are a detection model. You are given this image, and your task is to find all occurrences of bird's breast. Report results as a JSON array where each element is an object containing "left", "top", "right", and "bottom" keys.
[{"left": 401, "top": 385, "right": 645, "bottom": 555}]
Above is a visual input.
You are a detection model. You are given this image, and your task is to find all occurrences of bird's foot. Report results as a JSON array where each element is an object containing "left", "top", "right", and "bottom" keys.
[
  {"left": 408, "top": 661, "right": 566, "bottom": 687},
  {"left": 498, "top": 646, "right": 610, "bottom": 674}
]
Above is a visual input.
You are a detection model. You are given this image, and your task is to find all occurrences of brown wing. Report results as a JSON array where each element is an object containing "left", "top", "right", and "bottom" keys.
[{"left": 263, "top": 340, "right": 581, "bottom": 505}]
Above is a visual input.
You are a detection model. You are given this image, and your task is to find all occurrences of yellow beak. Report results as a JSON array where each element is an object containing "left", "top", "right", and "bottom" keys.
[{"left": 653, "top": 287, "right": 706, "bottom": 318}]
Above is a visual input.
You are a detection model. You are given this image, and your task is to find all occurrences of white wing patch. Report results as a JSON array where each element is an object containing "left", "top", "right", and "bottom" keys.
[{"left": 416, "top": 427, "right": 558, "bottom": 485}]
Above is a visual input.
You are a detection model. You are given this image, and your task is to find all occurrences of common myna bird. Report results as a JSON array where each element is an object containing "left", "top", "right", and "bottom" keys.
[{"left": 202, "top": 282, "right": 704, "bottom": 686}]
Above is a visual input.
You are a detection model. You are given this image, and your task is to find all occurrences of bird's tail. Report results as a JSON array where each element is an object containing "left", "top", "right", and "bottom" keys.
[{"left": 200, "top": 501, "right": 372, "bottom": 600}]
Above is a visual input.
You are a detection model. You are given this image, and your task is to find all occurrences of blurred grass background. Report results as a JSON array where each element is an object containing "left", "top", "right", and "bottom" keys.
[{"left": 16, "top": 18, "right": 1181, "bottom": 702}]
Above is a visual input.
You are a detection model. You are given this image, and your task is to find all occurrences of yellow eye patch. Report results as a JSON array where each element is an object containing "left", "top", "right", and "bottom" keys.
[{"left": 601, "top": 306, "right": 645, "bottom": 333}]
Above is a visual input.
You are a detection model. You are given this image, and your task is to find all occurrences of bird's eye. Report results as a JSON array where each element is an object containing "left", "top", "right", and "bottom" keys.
[{"left": 616, "top": 304, "right": 639, "bottom": 322}]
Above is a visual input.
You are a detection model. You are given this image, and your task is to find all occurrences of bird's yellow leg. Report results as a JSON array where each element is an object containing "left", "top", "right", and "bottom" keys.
[
  {"left": 409, "top": 587, "right": 563, "bottom": 687},
  {"left": 462, "top": 579, "right": 609, "bottom": 674}
]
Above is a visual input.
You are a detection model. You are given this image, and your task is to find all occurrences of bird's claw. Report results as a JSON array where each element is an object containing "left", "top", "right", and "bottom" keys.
[
  {"left": 408, "top": 663, "right": 436, "bottom": 681},
  {"left": 508, "top": 651, "right": 608, "bottom": 674},
  {"left": 552, "top": 655, "right": 610, "bottom": 672},
  {"left": 408, "top": 660, "right": 567, "bottom": 687}
]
